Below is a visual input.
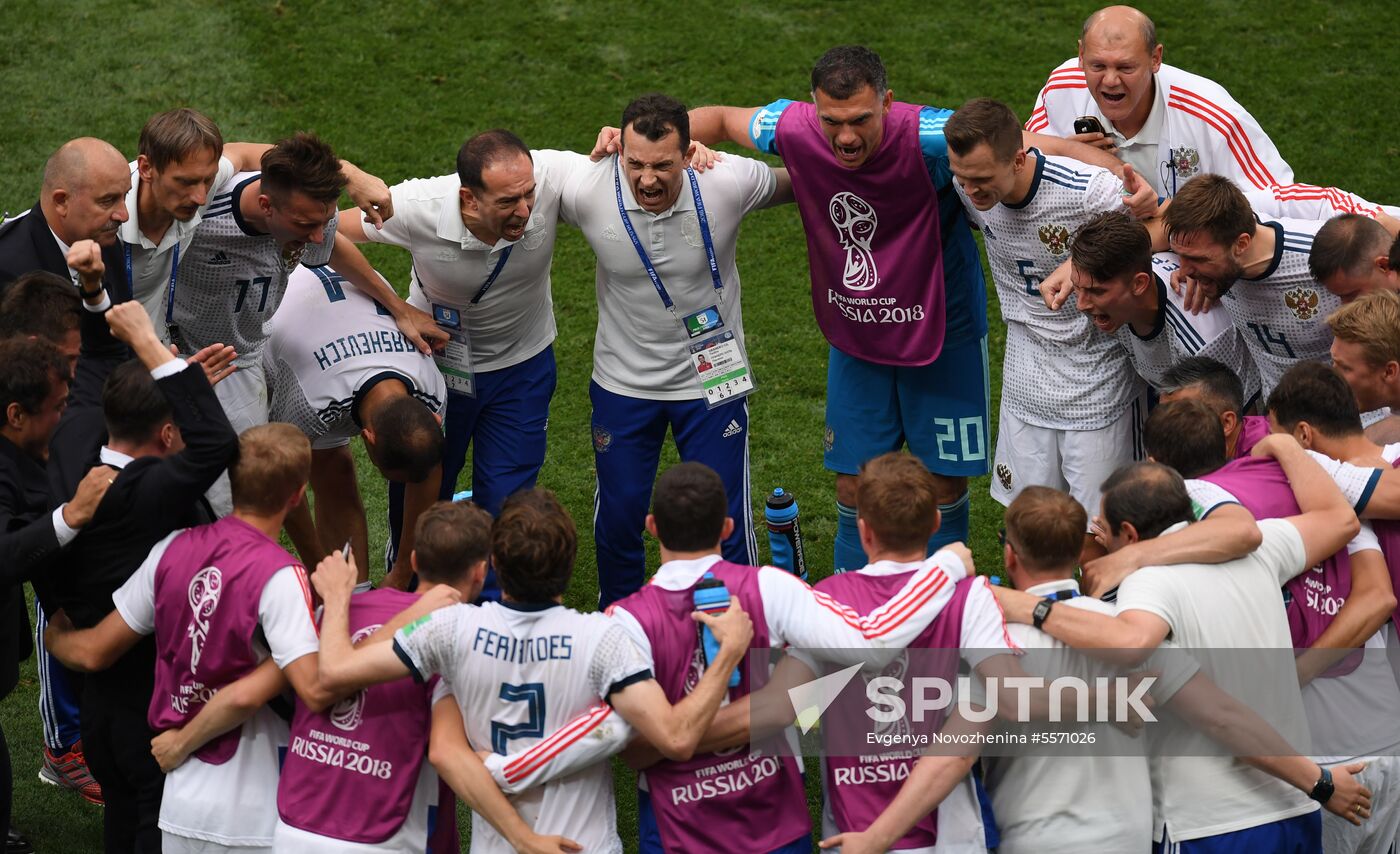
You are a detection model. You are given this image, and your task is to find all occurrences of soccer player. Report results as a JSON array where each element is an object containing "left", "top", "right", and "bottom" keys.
[
  {"left": 940, "top": 98, "right": 1148, "bottom": 532},
  {"left": 1328, "top": 291, "right": 1400, "bottom": 417},
  {"left": 1161, "top": 173, "right": 1337, "bottom": 398},
  {"left": 117, "top": 108, "right": 393, "bottom": 341},
  {"left": 1265, "top": 364, "right": 1400, "bottom": 853},
  {"left": 682, "top": 45, "right": 1148, "bottom": 573},
  {"left": 43, "top": 423, "right": 333, "bottom": 854},
  {"left": 1311, "top": 214, "right": 1400, "bottom": 303},
  {"left": 1027, "top": 5, "right": 1292, "bottom": 197},
  {"left": 312, "top": 487, "right": 756, "bottom": 854},
  {"left": 1068, "top": 212, "right": 1261, "bottom": 401},
  {"left": 267, "top": 263, "right": 446, "bottom": 584},
  {"left": 174, "top": 132, "right": 442, "bottom": 513},
  {"left": 337, "top": 130, "right": 583, "bottom": 589},
  {"left": 559, "top": 94, "right": 789, "bottom": 605},
  {"left": 993, "top": 457, "right": 1372, "bottom": 849}
]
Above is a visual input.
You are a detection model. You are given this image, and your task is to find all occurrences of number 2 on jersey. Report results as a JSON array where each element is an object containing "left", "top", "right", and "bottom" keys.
[
  {"left": 234, "top": 276, "right": 272, "bottom": 313},
  {"left": 492, "top": 682, "right": 547, "bottom": 753}
]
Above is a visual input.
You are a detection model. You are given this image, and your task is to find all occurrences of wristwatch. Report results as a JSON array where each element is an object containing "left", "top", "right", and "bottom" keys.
[
  {"left": 1032, "top": 598, "right": 1055, "bottom": 630},
  {"left": 78, "top": 283, "right": 104, "bottom": 300},
  {"left": 1308, "top": 766, "right": 1334, "bottom": 803}
]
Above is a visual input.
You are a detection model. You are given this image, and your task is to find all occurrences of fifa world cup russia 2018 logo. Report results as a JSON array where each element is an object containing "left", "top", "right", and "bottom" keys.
[
  {"left": 829, "top": 192, "right": 880, "bottom": 291},
  {"left": 330, "top": 624, "right": 380, "bottom": 731},
  {"left": 187, "top": 566, "right": 223, "bottom": 675}
]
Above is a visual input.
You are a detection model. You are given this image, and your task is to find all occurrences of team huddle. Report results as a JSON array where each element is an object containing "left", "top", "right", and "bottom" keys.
[{"left": 3, "top": 3, "right": 1400, "bottom": 853}]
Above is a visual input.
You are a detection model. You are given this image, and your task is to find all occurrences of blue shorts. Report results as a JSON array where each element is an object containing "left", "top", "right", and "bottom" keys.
[
  {"left": 824, "top": 335, "right": 991, "bottom": 478},
  {"left": 1154, "top": 810, "right": 1321, "bottom": 853}
]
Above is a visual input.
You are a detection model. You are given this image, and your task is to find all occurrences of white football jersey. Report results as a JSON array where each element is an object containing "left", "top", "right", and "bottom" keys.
[
  {"left": 959, "top": 152, "right": 1143, "bottom": 430},
  {"left": 1217, "top": 217, "right": 1336, "bottom": 397},
  {"left": 1114, "top": 253, "right": 1262, "bottom": 401},
  {"left": 393, "top": 602, "right": 650, "bottom": 854},
  {"left": 265, "top": 265, "right": 446, "bottom": 450},
  {"left": 173, "top": 172, "right": 338, "bottom": 366}
]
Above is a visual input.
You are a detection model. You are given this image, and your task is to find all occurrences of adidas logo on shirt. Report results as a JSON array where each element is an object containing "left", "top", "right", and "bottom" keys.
[
  {"left": 601, "top": 225, "right": 620, "bottom": 242},
  {"left": 205, "top": 251, "right": 231, "bottom": 267},
  {"left": 722, "top": 420, "right": 743, "bottom": 438}
]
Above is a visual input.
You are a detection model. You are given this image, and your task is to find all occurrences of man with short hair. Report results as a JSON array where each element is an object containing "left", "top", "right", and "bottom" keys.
[
  {"left": 45, "top": 423, "right": 338, "bottom": 854},
  {"left": 338, "top": 128, "right": 579, "bottom": 589},
  {"left": 1069, "top": 212, "right": 1261, "bottom": 402},
  {"left": 940, "top": 98, "right": 1148, "bottom": 532},
  {"left": 1027, "top": 5, "right": 1292, "bottom": 196},
  {"left": 994, "top": 456, "right": 1371, "bottom": 850},
  {"left": 1328, "top": 291, "right": 1400, "bottom": 417},
  {"left": 0, "top": 272, "right": 80, "bottom": 373},
  {"left": 684, "top": 45, "right": 1143, "bottom": 574},
  {"left": 562, "top": 94, "right": 790, "bottom": 605},
  {"left": 175, "top": 132, "right": 442, "bottom": 515},
  {"left": 1162, "top": 173, "right": 1337, "bottom": 397},
  {"left": 119, "top": 108, "right": 392, "bottom": 342},
  {"left": 1156, "top": 356, "right": 1269, "bottom": 458},
  {"left": 267, "top": 263, "right": 446, "bottom": 583},
  {"left": 313, "top": 487, "right": 756, "bottom": 854},
  {"left": 0, "top": 137, "right": 130, "bottom": 292},
  {"left": 1312, "top": 214, "right": 1400, "bottom": 304}
]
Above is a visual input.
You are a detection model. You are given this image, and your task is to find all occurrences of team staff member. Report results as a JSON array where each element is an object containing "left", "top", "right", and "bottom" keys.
[
  {"left": 267, "top": 264, "right": 447, "bottom": 587},
  {"left": 339, "top": 130, "right": 578, "bottom": 591},
  {"left": 563, "top": 94, "right": 789, "bottom": 605},
  {"left": 117, "top": 108, "right": 393, "bottom": 341},
  {"left": 1027, "top": 5, "right": 1292, "bottom": 197},
  {"left": 681, "top": 45, "right": 1143, "bottom": 573},
  {"left": 0, "top": 138, "right": 129, "bottom": 293}
]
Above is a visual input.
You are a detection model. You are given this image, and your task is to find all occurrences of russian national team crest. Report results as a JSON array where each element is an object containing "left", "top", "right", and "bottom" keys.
[
  {"left": 1170, "top": 147, "right": 1200, "bottom": 179},
  {"left": 1037, "top": 224, "right": 1071, "bottom": 257},
  {"left": 593, "top": 424, "right": 613, "bottom": 454},
  {"left": 1284, "top": 287, "right": 1320, "bottom": 321},
  {"left": 829, "top": 192, "right": 880, "bottom": 291}
]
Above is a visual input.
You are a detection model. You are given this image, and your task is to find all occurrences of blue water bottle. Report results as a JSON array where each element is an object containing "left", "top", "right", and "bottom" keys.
[
  {"left": 693, "top": 574, "right": 741, "bottom": 687},
  {"left": 765, "top": 488, "right": 807, "bottom": 580}
]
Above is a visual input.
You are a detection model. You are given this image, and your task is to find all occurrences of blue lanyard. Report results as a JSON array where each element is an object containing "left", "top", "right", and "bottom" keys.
[
  {"left": 125, "top": 241, "right": 181, "bottom": 324},
  {"left": 612, "top": 160, "right": 723, "bottom": 316},
  {"left": 470, "top": 245, "right": 513, "bottom": 305},
  {"left": 1044, "top": 588, "right": 1080, "bottom": 601}
]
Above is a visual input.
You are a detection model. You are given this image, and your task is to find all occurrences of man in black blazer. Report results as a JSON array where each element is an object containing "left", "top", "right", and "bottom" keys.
[
  {"left": 0, "top": 336, "right": 113, "bottom": 853},
  {"left": 41, "top": 245, "right": 238, "bottom": 853},
  {"left": 0, "top": 137, "right": 130, "bottom": 297}
]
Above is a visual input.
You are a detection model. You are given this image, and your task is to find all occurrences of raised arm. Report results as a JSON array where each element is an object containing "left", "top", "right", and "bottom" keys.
[
  {"left": 326, "top": 234, "right": 446, "bottom": 355},
  {"left": 1252, "top": 435, "right": 1361, "bottom": 568},
  {"left": 312, "top": 550, "right": 416, "bottom": 693},
  {"left": 688, "top": 106, "right": 764, "bottom": 150}
]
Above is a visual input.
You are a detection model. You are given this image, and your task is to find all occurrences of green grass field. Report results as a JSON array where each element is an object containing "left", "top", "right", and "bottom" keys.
[{"left": 2, "top": 1, "right": 1397, "bottom": 849}]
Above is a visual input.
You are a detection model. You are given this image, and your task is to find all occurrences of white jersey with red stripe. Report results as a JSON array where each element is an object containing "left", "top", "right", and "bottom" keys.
[
  {"left": 1246, "top": 183, "right": 1400, "bottom": 221},
  {"left": 1026, "top": 59, "right": 1292, "bottom": 197},
  {"left": 482, "top": 551, "right": 975, "bottom": 794},
  {"left": 392, "top": 602, "right": 652, "bottom": 854}
]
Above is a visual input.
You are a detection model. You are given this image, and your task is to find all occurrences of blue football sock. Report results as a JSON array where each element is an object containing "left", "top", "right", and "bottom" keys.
[
  {"left": 834, "top": 501, "right": 866, "bottom": 574},
  {"left": 929, "top": 490, "right": 971, "bottom": 554}
]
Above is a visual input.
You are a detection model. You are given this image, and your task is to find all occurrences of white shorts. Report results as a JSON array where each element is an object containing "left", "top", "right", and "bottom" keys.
[
  {"left": 1321, "top": 753, "right": 1400, "bottom": 854},
  {"left": 990, "top": 394, "right": 1145, "bottom": 522},
  {"left": 161, "top": 832, "right": 270, "bottom": 854},
  {"left": 205, "top": 361, "right": 269, "bottom": 516}
]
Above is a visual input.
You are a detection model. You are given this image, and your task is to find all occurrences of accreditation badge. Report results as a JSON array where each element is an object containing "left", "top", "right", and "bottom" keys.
[
  {"left": 431, "top": 303, "right": 476, "bottom": 398},
  {"left": 681, "top": 305, "right": 754, "bottom": 409}
]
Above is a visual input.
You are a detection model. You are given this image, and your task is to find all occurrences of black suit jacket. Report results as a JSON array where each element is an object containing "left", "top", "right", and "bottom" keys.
[
  {"left": 0, "top": 434, "right": 64, "bottom": 697},
  {"left": 0, "top": 202, "right": 129, "bottom": 299},
  {"left": 43, "top": 361, "right": 237, "bottom": 709}
]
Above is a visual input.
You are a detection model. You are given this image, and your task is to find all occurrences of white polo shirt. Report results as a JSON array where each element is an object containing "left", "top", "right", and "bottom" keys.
[
  {"left": 978, "top": 580, "right": 1196, "bottom": 854},
  {"left": 118, "top": 157, "right": 237, "bottom": 340},
  {"left": 358, "top": 150, "right": 586, "bottom": 373},
  {"left": 1115, "top": 519, "right": 1318, "bottom": 842},
  {"left": 558, "top": 153, "right": 776, "bottom": 400},
  {"left": 1103, "top": 81, "right": 1167, "bottom": 196}
]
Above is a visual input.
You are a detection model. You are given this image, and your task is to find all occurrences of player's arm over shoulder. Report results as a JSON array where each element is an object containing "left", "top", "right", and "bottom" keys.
[{"left": 691, "top": 101, "right": 791, "bottom": 154}]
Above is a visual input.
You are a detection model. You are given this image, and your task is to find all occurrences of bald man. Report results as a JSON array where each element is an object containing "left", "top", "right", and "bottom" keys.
[
  {"left": 0, "top": 138, "right": 131, "bottom": 294},
  {"left": 1027, "top": 5, "right": 1292, "bottom": 197}
]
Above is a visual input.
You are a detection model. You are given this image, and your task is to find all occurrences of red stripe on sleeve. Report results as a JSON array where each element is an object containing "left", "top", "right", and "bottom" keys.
[{"left": 503, "top": 704, "right": 613, "bottom": 784}]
